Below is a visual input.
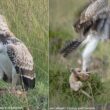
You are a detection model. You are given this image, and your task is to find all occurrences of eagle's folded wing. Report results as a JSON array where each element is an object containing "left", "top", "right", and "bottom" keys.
[{"left": 6, "top": 37, "right": 35, "bottom": 79}]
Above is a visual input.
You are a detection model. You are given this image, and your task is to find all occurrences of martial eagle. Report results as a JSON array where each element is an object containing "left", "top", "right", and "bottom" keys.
[
  {"left": 61, "top": 0, "right": 110, "bottom": 75},
  {"left": 0, "top": 15, "right": 35, "bottom": 90}
]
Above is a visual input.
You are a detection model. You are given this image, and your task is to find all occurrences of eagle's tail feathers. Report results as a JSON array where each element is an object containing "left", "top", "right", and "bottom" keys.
[
  {"left": 22, "top": 76, "right": 35, "bottom": 91},
  {"left": 60, "top": 40, "right": 82, "bottom": 57}
]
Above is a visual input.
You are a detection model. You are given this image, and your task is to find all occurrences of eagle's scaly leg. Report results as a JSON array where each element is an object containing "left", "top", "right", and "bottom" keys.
[
  {"left": 0, "top": 70, "right": 3, "bottom": 80},
  {"left": 11, "top": 68, "right": 24, "bottom": 96},
  {"left": 11, "top": 67, "right": 23, "bottom": 94},
  {"left": 12, "top": 66, "right": 18, "bottom": 87},
  {"left": 82, "top": 34, "right": 99, "bottom": 73},
  {"left": 12, "top": 74, "right": 19, "bottom": 88}
]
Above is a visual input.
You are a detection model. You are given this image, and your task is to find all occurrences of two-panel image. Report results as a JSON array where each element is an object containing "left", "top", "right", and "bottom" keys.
[{"left": 0, "top": 0, "right": 109, "bottom": 110}]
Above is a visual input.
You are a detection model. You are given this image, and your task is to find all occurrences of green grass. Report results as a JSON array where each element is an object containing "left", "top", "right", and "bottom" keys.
[
  {"left": 0, "top": 0, "right": 48, "bottom": 109},
  {"left": 49, "top": 0, "right": 110, "bottom": 108}
]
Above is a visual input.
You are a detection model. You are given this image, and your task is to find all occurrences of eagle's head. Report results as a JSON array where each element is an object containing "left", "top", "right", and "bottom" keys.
[
  {"left": 0, "top": 15, "right": 14, "bottom": 37},
  {"left": 0, "top": 15, "right": 9, "bottom": 31}
]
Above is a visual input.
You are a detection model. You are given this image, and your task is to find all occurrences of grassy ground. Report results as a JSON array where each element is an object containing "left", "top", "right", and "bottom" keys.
[
  {"left": 49, "top": 0, "right": 110, "bottom": 108},
  {"left": 0, "top": 0, "right": 48, "bottom": 110}
]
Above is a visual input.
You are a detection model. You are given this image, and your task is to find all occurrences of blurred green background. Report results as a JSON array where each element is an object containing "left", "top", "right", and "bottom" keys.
[
  {"left": 0, "top": 0, "right": 48, "bottom": 110},
  {"left": 49, "top": 0, "right": 110, "bottom": 108}
]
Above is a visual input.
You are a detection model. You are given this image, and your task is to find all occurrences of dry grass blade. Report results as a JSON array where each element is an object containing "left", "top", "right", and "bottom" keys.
[{"left": 80, "top": 89, "right": 92, "bottom": 99}]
